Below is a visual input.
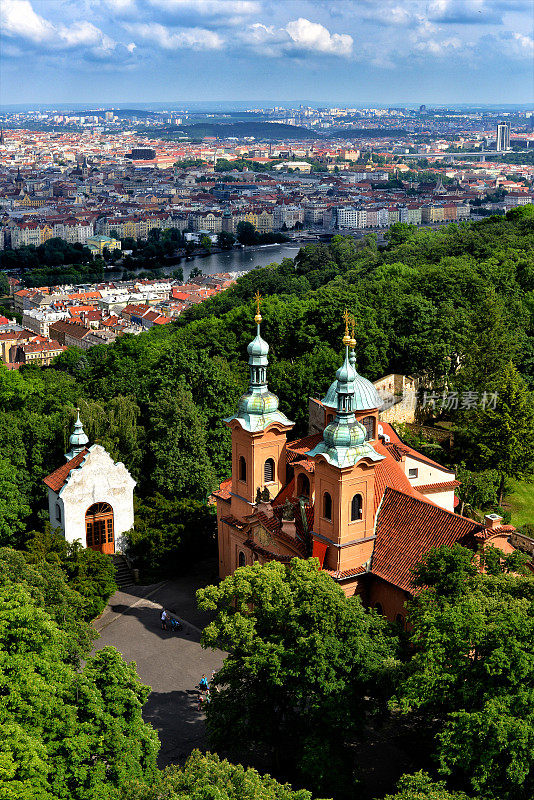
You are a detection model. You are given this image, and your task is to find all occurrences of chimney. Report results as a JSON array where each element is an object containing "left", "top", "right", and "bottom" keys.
[
  {"left": 484, "top": 513, "right": 503, "bottom": 530},
  {"left": 281, "top": 519, "right": 296, "bottom": 538}
]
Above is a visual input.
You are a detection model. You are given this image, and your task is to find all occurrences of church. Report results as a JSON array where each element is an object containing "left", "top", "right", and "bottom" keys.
[
  {"left": 213, "top": 301, "right": 515, "bottom": 622},
  {"left": 43, "top": 411, "right": 135, "bottom": 554}
]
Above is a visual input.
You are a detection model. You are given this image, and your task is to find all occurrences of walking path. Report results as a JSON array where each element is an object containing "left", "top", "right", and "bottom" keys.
[{"left": 92, "top": 560, "right": 225, "bottom": 767}]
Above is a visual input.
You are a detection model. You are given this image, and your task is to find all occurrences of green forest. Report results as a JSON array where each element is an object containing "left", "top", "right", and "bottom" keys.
[{"left": 0, "top": 207, "right": 533, "bottom": 798}]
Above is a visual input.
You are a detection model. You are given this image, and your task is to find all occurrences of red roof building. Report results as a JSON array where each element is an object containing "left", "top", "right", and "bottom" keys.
[{"left": 212, "top": 313, "right": 518, "bottom": 623}]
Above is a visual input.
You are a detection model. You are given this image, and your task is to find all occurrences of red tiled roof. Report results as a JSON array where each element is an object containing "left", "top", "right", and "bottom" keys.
[
  {"left": 286, "top": 433, "right": 322, "bottom": 462},
  {"left": 372, "top": 487, "right": 483, "bottom": 592},
  {"left": 416, "top": 481, "right": 460, "bottom": 493},
  {"left": 220, "top": 514, "right": 247, "bottom": 530},
  {"left": 213, "top": 477, "right": 232, "bottom": 501},
  {"left": 272, "top": 477, "right": 295, "bottom": 507},
  {"left": 43, "top": 448, "right": 89, "bottom": 492},
  {"left": 373, "top": 440, "right": 425, "bottom": 514},
  {"left": 324, "top": 566, "right": 367, "bottom": 580}
]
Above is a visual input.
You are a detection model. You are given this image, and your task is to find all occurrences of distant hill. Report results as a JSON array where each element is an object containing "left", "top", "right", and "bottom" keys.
[
  {"left": 163, "top": 121, "right": 319, "bottom": 140},
  {"left": 325, "top": 127, "right": 408, "bottom": 138}
]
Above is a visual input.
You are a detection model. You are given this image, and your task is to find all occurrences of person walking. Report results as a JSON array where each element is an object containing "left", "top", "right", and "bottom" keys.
[
  {"left": 199, "top": 674, "right": 208, "bottom": 691},
  {"left": 160, "top": 608, "right": 168, "bottom": 630}
]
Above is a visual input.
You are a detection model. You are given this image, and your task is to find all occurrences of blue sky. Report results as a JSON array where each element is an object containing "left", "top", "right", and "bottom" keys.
[{"left": 1, "top": 0, "right": 533, "bottom": 106}]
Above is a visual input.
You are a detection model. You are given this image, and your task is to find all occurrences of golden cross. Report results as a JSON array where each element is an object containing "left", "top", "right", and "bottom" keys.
[
  {"left": 255, "top": 290, "right": 262, "bottom": 315},
  {"left": 343, "top": 307, "right": 350, "bottom": 337},
  {"left": 350, "top": 313, "right": 356, "bottom": 339}
]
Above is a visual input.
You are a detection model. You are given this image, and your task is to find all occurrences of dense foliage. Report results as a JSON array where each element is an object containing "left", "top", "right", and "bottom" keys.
[
  {"left": 197, "top": 550, "right": 533, "bottom": 800},
  {"left": 123, "top": 750, "right": 329, "bottom": 800},
  {"left": 398, "top": 546, "right": 534, "bottom": 800},
  {"left": 0, "top": 547, "right": 158, "bottom": 800},
  {"left": 198, "top": 558, "right": 399, "bottom": 795}
]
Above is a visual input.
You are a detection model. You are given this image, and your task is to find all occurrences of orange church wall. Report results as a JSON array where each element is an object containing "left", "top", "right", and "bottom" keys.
[
  {"left": 313, "top": 458, "right": 377, "bottom": 573},
  {"left": 229, "top": 422, "right": 290, "bottom": 508},
  {"left": 366, "top": 578, "right": 411, "bottom": 623}
]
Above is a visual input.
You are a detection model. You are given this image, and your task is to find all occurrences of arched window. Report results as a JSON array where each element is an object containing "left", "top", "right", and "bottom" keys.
[
  {"left": 374, "top": 602, "right": 383, "bottom": 615},
  {"left": 323, "top": 491, "right": 332, "bottom": 521},
  {"left": 85, "top": 502, "right": 114, "bottom": 553},
  {"left": 296, "top": 473, "right": 310, "bottom": 500},
  {"left": 326, "top": 413, "right": 334, "bottom": 424},
  {"left": 361, "top": 416, "right": 375, "bottom": 441},
  {"left": 55, "top": 503, "right": 62, "bottom": 523},
  {"left": 350, "top": 494, "right": 363, "bottom": 521},
  {"left": 264, "top": 458, "right": 275, "bottom": 483},
  {"left": 238, "top": 551, "right": 246, "bottom": 568},
  {"left": 239, "top": 456, "right": 247, "bottom": 482}
]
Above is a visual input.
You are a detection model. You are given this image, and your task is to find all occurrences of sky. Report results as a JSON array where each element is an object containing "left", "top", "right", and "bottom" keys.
[{"left": 1, "top": 0, "right": 533, "bottom": 107}]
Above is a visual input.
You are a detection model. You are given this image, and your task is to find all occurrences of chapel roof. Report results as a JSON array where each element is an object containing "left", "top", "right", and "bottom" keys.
[{"left": 43, "top": 448, "right": 89, "bottom": 492}]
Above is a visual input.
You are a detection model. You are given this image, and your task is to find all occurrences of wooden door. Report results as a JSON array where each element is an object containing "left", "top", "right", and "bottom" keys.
[{"left": 85, "top": 502, "right": 114, "bottom": 554}]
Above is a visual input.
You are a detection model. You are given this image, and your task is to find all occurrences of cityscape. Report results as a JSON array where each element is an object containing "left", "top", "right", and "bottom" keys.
[{"left": 0, "top": 2, "right": 533, "bottom": 800}]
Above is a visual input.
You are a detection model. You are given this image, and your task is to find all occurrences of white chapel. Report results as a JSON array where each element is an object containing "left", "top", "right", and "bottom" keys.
[{"left": 44, "top": 411, "right": 135, "bottom": 554}]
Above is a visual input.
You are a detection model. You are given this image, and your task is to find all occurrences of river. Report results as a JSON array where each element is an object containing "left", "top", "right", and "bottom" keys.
[{"left": 180, "top": 243, "right": 302, "bottom": 280}]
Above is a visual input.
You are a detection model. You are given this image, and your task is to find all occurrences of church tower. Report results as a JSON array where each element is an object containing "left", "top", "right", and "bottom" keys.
[
  {"left": 217, "top": 295, "right": 294, "bottom": 575},
  {"left": 308, "top": 315, "right": 384, "bottom": 578},
  {"left": 225, "top": 293, "right": 294, "bottom": 515}
]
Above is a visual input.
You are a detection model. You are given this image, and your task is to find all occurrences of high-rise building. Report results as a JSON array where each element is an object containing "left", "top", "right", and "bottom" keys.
[{"left": 496, "top": 122, "right": 511, "bottom": 152}]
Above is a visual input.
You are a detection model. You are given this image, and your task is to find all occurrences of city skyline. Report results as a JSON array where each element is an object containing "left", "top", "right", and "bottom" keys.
[{"left": 1, "top": 0, "right": 533, "bottom": 106}]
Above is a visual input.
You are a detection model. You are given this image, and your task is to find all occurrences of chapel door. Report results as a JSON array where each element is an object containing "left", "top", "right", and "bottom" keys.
[{"left": 85, "top": 502, "right": 114, "bottom": 554}]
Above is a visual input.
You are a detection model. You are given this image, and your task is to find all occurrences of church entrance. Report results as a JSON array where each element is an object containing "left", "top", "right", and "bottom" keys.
[{"left": 85, "top": 502, "right": 114, "bottom": 554}]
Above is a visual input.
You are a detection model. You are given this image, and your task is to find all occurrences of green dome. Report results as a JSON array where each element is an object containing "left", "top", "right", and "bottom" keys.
[
  {"left": 323, "top": 418, "right": 366, "bottom": 449},
  {"left": 335, "top": 356, "right": 356, "bottom": 393},
  {"left": 322, "top": 373, "right": 383, "bottom": 411},
  {"left": 247, "top": 333, "right": 269, "bottom": 359},
  {"left": 238, "top": 390, "right": 280, "bottom": 416}
]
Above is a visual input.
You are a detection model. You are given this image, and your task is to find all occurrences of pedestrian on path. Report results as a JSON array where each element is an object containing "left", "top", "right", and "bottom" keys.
[{"left": 160, "top": 608, "right": 168, "bottom": 630}]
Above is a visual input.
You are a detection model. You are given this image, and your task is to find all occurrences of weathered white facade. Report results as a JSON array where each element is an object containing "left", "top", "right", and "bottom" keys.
[{"left": 47, "top": 445, "right": 135, "bottom": 552}]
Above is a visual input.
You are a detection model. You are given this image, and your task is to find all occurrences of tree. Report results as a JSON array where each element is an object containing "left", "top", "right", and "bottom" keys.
[
  {"left": 217, "top": 230, "right": 235, "bottom": 250},
  {"left": 148, "top": 387, "right": 216, "bottom": 500},
  {"left": 458, "top": 362, "right": 534, "bottom": 501},
  {"left": 382, "top": 771, "right": 471, "bottom": 800},
  {"left": 0, "top": 271, "right": 9, "bottom": 297},
  {"left": 200, "top": 234, "right": 212, "bottom": 252},
  {"left": 122, "top": 750, "right": 327, "bottom": 800},
  {"left": 398, "top": 545, "right": 534, "bottom": 800},
  {"left": 236, "top": 220, "right": 258, "bottom": 245},
  {"left": 454, "top": 464, "right": 500, "bottom": 515},
  {"left": 26, "top": 530, "right": 117, "bottom": 620},
  {"left": 0, "top": 454, "right": 31, "bottom": 547},
  {"left": 385, "top": 223, "right": 418, "bottom": 248},
  {"left": 125, "top": 495, "right": 216, "bottom": 582},
  {"left": 197, "top": 558, "right": 398, "bottom": 792},
  {"left": 0, "top": 584, "right": 159, "bottom": 800}
]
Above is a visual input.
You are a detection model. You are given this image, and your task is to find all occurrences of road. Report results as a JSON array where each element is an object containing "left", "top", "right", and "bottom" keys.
[{"left": 92, "top": 560, "right": 225, "bottom": 767}]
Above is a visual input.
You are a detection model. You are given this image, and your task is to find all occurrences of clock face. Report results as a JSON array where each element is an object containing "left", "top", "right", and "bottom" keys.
[{"left": 255, "top": 524, "right": 273, "bottom": 547}]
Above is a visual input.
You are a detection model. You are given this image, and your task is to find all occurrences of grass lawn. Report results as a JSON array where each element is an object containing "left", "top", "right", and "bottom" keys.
[{"left": 505, "top": 478, "right": 534, "bottom": 527}]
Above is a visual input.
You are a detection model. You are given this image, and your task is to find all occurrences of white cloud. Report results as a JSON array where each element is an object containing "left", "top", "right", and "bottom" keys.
[
  {"left": 511, "top": 31, "right": 534, "bottom": 56},
  {"left": 147, "top": 0, "right": 260, "bottom": 13},
  {"left": 1, "top": 0, "right": 117, "bottom": 52},
  {"left": 243, "top": 17, "right": 353, "bottom": 58},
  {"left": 124, "top": 21, "right": 223, "bottom": 49},
  {"left": 285, "top": 18, "right": 353, "bottom": 56},
  {"left": 414, "top": 36, "right": 462, "bottom": 55},
  {"left": 1, "top": 0, "right": 54, "bottom": 43}
]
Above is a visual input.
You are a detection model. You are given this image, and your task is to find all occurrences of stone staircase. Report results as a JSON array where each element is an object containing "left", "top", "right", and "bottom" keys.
[{"left": 112, "top": 554, "right": 136, "bottom": 590}]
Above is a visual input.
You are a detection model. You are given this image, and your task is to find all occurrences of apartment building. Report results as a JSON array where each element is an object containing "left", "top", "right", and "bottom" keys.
[{"left": 336, "top": 206, "right": 367, "bottom": 229}]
